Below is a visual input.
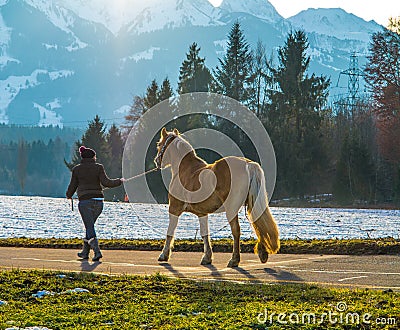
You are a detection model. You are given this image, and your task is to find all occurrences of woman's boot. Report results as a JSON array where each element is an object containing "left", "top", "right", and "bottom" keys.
[
  {"left": 88, "top": 237, "right": 102, "bottom": 261},
  {"left": 77, "top": 238, "right": 90, "bottom": 259}
]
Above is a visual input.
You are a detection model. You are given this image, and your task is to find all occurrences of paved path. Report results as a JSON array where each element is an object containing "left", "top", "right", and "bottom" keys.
[{"left": 0, "top": 247, "right": 399, "bottom": 290}]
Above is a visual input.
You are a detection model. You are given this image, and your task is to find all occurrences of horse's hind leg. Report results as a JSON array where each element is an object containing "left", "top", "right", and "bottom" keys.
[
  {"left": 227, "top": 215, "right": 240, "bottom": 267},
  {"left": 199, "top": 215, "right": 213, "bottom": 265},
  {"left": 158, "top": 213, "right": 179, "bottom": 262}
]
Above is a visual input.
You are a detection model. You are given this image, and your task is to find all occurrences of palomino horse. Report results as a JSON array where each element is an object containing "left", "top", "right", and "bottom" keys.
[{"left": 155, "top": 128, "right": 280, "bottom": 267}]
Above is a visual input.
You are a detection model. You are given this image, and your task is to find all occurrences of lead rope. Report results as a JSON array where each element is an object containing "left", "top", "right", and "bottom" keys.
[
  {"left": 124, "top": 167, "right": 159, "bottom": 183},
  {"left": 123, "top": 134, "right": 174, "bottom": 183}
]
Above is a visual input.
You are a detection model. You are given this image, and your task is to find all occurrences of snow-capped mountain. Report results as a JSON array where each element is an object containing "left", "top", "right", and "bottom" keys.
[
  {"left": 219, "top": 0, "right": 283, "bottom": 24},
  {"left": 288, "top": 8, "right": 382, "bottom": 43},
  {"left": 55, "top": 0, "right": 140, "bottom": 36},
  {"left": 0, "top": 0, "right": 383, "bottom": 127},
  {"left": 41, "top": 0, "right": 222, "bottom": 36},
  {"left": 126, "top": 0, "right": 222, "bottom": 35}
]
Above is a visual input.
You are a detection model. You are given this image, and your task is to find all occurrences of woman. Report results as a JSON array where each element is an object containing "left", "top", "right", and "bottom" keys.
[{"left": 66, "top": 146, "right": 125, "bottom": 261}]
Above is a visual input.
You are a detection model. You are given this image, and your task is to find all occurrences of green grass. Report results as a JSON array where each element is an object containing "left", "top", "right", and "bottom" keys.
[
  {"left": 0, "top": 270, "right": 398, "bottom": 329},
  {"left": 0, "top": 237, "right": 399, "bottom": 255}
]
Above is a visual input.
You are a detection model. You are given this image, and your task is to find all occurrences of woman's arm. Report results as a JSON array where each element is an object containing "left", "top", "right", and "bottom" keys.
[
  {"left": 98, "top": 164, "right": 122, "bottom": 188},
  {"left": 66, "top": 168, "right": 79, "bottom": 198}
]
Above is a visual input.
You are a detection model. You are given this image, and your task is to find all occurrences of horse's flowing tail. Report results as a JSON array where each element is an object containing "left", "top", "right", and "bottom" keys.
[{"left": 246, "top": 162, "right": 280, "bottom": 254}]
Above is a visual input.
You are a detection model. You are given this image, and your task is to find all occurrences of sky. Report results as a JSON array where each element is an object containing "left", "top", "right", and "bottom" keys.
[{"left": 208, "top": 0, "right": 399, "bottom": 26}]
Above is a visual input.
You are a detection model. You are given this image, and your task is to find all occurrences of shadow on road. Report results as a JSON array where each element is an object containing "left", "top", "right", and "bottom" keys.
[
  {"left": 263, "top": 268, "right": 304, "bottom": 282},
  {"left": 79, "top": 260, "right": 102, "bottom": 272},
  {"left": 159, "top": 262, "right": 187, "bottom": 278},
  {"left": 201, "top": 264, "right": 224, "bottom": 277},
  {"left": 231, "top": 266, "right": 263, "bottom": 283}
]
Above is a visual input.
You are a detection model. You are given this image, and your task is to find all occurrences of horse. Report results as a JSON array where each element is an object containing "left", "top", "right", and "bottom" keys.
[{"left": 155, "top": 127, "right": 280, "bottom": 267}]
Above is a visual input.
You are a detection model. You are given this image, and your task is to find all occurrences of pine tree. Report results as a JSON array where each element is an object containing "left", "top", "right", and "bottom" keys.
[
  {"left": 265, "top": 30, "right": 330, "bottom": 197},
  {"left": 178, "top": 43, "right": 212, "bottom": 94},
  {"left": 213, "top": 21, "right": 253, "bottom": 103},
  {"left": 143, "top": 80, "right": 159, "bottom": 110},
  {"left": 269, "top": 30, "right": 330, "bottom": 141},
  {"left": 65, "top": 115, "right": 110, "bottom": 171},
  {"left": 107, "top": 124, "right": 124, "bottom": 177},
  {"left": 158, "top": 77, "right": 174, "bottom": 101},
  {"left": 173, "top": 43, "right": 212, "bottom": 132}
]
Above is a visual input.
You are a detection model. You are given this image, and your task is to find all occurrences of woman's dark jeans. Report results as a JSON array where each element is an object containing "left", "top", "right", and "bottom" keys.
[{"left": 78, "top": 199, "right": 103, "bottom": 239}]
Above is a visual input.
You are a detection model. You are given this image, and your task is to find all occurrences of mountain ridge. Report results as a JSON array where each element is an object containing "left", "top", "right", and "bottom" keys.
[
  {"left": 288, "top": 7, "right": 382, "bottom": 43},
  {"left": 0, "top": 0, "right": 382, "bottom": 127}
]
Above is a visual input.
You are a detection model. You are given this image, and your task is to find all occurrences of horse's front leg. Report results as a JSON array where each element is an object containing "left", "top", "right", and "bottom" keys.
[
  {"left": 199, "top": 215, "right": 213, "bottom": 265},
  {"left": 227, "top": 215, "right": 240, "bottom": 267},
  {"left": 158, "top": 212, "right": 180, "bottom": 262}
]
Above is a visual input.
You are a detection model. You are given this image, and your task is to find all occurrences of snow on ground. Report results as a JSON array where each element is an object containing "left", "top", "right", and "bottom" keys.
[{"left": 0, "top": 195, "right": 399, "bottom": 240}]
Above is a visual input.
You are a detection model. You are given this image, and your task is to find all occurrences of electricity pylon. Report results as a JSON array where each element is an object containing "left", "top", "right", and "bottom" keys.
[{"left": 335, "top": 52, "right": 365, "bottom": 116}]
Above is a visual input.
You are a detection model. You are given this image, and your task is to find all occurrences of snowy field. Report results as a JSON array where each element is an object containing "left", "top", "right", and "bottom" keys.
[{"left": 0, "top": 195, "right": 399, "bottom": 240}]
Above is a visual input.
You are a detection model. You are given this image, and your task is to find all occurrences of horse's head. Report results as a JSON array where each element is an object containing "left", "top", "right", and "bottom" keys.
[{"left": 154, "top": 127, "right": 179, "bottom": 168}]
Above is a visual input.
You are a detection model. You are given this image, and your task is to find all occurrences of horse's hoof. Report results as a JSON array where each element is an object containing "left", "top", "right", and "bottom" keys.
[
  {"left": 259, "top": 254, "right": 268, "bottom": 263},
  {"left": 158, "top": 252, "right": 169, "bottom": 262},
  {"left": 258, "top": 250, "right": 269, "bottom": 263},
  {"left": 256, "top": 242, "right": 269, "bottom": 263},
  {"left": 227, "top": 259, "right": 239, "bottom": 268}
]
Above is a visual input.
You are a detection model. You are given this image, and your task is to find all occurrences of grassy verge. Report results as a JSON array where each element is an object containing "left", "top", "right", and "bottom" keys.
[
  {"left": 0, "top": 237, "right": 399, "bottom": 255},
  {"left": 0, "top": 270, "right": 398, "bottom": 329}
]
